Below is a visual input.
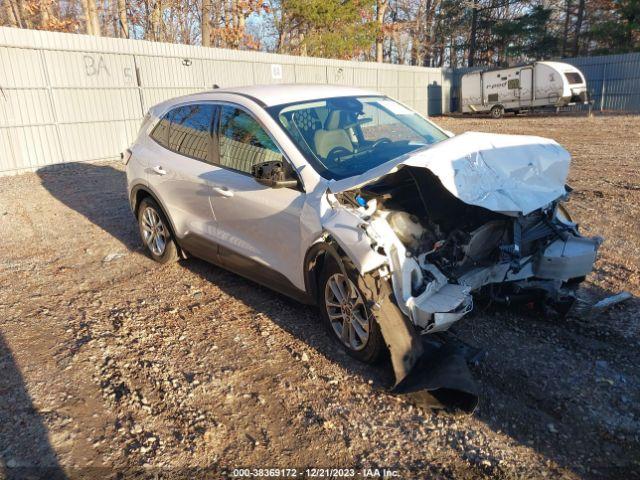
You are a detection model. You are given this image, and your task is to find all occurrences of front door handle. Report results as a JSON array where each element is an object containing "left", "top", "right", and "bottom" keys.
[
  {"left": 152, "top": 165, "right": 167, "bottom": 175},
  {"left": 212, "top": 186, "right": 234, "bottom": 198}
]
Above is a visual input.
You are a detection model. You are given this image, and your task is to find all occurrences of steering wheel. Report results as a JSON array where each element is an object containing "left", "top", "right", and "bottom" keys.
[
  {"left": 326, "top": 146, "right": 352, "bottom": 163},
  {"left": 371, "top": 137, "right": 392, "bottom": 150}
]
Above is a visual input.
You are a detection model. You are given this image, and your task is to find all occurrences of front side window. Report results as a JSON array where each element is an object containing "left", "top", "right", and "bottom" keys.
[
  {"left": 168, "top": 104, "right": 215, "bottom": 162},
  {"left": 218, "top": 106, "right": 283, "bottom": 174},
  {"left": 269, "top": 96, "right": 448, "bottom": 180}
]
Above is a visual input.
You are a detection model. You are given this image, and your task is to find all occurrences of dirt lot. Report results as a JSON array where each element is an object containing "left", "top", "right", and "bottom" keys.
[{"left": 1, "top": 114, "right": 639, "bottom": 479}]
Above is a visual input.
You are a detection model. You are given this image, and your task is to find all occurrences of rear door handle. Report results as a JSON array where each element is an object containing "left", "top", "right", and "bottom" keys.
[
  {"left": 152, "top": 165, "right": 167, "bottom": 175},
  {"left": 212, "top": 186, "right": 234, "bottom": 198}
]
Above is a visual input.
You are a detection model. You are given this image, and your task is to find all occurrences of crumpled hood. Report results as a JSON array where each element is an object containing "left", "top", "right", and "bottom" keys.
[{"left": 329, "top": 132, "right": 571, "bottom": 216}]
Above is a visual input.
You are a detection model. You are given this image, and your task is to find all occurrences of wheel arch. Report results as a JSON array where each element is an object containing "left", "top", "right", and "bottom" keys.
[
  {"left": 303, "top": 236, "right": 348, "bottom": 303},
  {"left": 303, "top": 234, "right": 374, "bottom": 303},
  {"left": 130, "top": 184, "right": 182, "bottom": 251}
]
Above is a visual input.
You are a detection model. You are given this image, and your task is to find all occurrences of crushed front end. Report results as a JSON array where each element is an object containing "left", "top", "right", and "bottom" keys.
[
  {"left": 321, "top": 132, "right": 603, "bottom": 410},
  {"left": 330, "top": 165, "right": 601, "bottom": 335}
]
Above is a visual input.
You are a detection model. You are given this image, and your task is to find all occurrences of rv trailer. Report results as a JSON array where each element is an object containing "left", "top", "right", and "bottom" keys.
[{"left": 460, "top": 61, "right": 589, "bottom": 118}]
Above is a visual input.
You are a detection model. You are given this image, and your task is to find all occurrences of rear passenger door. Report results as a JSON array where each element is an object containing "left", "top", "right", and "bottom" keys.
[
  {"left": 207, "top": 104, "right": 305, "bottom": 290},
  {"left": 147, "top": 103, "right": 219, "bottom": 255}
]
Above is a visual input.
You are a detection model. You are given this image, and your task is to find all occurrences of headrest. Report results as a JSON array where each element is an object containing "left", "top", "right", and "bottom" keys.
[{"left": 325, "top": 110, "right": 346, "bottom": 130}]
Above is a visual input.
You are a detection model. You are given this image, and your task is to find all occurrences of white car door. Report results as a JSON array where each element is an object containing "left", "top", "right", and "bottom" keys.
[
  {"left": 205, "top": 104, "right": 306, "bottom": 294},
  {"left": 145, "top": 103, "right": 219, "bottom": 260}
]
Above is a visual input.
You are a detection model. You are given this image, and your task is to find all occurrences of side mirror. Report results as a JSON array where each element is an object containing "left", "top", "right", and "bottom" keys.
[{"left": 251, "top": 159, "right": 299, "bottom": 189}]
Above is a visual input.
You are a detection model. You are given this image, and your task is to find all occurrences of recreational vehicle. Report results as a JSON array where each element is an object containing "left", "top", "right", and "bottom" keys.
[{"left": 460, "top": 61, "right": 588, "bottom": 118}]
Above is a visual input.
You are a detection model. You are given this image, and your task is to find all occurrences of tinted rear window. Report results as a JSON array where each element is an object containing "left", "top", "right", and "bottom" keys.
[
  {"left": 150, "top": 104, "right": 215, "bottom": 163},
  {"left": 565, "top": 72, "right": 583, "bottom": 85},
  {"left": 169, "top": 105, "right": 215, "bottom": 161}
]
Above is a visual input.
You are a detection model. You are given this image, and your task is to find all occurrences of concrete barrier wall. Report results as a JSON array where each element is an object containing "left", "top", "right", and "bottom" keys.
[{"left": 0, "top": 27, "right": 447, "bottom": 176}]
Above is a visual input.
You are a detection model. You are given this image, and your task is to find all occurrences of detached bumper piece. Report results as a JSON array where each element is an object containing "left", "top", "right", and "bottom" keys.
[
  {"left": 361, "top": 274, "right": 479, "bottom": 414},
  {"left": 391, "top": 337, "right": 480, "bottom": 413}
]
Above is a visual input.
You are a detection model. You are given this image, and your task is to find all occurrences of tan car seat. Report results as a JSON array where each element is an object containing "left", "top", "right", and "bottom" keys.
[{"left": 313, "top": 110, "right": 354, "bottom": 159}]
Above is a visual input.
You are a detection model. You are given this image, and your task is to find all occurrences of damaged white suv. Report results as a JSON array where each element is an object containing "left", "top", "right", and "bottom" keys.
[{"left": 125, "top": 84, "right": 600, "bottom": 371}]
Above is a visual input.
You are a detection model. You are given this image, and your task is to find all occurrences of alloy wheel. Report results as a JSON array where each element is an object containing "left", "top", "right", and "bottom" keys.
[
  {"left": 324, "top": 273, "right": 370, "bottom": 351},
  {"left": 140, "top": 206, "right": 167, "bottom": 256}
]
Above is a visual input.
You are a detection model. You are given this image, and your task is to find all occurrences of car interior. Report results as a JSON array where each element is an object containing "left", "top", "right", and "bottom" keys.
[{"left": 275, "top": 96, "right": 446, "bottom": 180}]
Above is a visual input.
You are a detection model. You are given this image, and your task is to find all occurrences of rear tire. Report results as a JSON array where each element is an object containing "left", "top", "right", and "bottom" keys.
[
  {"left": 137, "top": 197, "right": 179, "bottom": 264},
  {"left": 490, "top": 105, "right": 504, "bottom": 119},
  {"left": 318, "top": 258, "right": 385, "bottom": 364}
]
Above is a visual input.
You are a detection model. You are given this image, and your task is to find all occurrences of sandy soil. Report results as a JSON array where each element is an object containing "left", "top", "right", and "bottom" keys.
[{"left": 0, "top": 114, "right": 639, "bottom": 479}]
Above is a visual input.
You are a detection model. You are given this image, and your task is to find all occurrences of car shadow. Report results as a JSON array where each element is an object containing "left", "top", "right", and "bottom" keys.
[
  {"left": 37, "top": 162, "right": 140, "bottom": 251},
  {"left": 0, "top": 334, "right": 67, "bottom": 479},
  {"left": 35, "top": 161, "right": 639, "bottom": 478},
  {"left": 181, "top": 256, "right": 396, "bottom": 390}
]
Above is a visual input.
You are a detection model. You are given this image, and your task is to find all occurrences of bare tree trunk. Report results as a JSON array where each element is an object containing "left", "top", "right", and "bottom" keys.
[
  {"left": 80, "top": 0, "right": 101, "bottom": 35},
  {"left": 39, "top": 1, "right": 52, "bottom": 28},
  {"left": 4, "top": 0, "right": 19, "bottom": 27},
  {"left": 561, "top": 0, "right": 572, "bottom": 56},
  {"left": 468, "top": 0, "right": 478, "bottom": 67},
  {"left": 238, "top": 11, "right": 245, "bottom": 30},
  {"left": 16, "top": 0, "right": 32, "bottom": 28},
  {"left": 117, "top": 0, "right": 129, "bottom": 38},
  {"left": 202, "top": 0, "right": 211, "bottom": 46},
  {"left": 150, "top": 0, "right": 162, "bottom": 41},
  {"left": 376, "top": 0, "right": 388, "bottom": 62},
  {"left": 299, "top": 31, "right": 307, "bottom": 56},
  {"left": 423, "top": 0, "right": 434, "bottom": 67},
  {"left": 572, "top": 0, "right": 584, "bottom": 56},
  {"left": 277, "top": 26, "right": 288, "bottom": 53},
  {"left": 79, "top": 0, "right": 93, "bottom": 34},
  {"left": 410, "top": 1, "right": 425, "bottom": 66},
  {"left": 87, "top": 0, "right": 101, "bottom": 36},
  {"left": 450, "top": 36, "right": 456, "bottom": 68}
]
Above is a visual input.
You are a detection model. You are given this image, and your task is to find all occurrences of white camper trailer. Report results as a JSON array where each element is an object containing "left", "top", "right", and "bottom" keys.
[{"left": 460, "top": 61, "right": 588, "bottom": 118}]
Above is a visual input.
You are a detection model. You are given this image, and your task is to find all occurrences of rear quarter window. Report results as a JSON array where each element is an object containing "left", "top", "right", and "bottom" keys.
[
  {"left": 149, "top": 104, "right": 215, "bottom": 163},
  {"left": 150, "top": 114, "right": 170, "bottom": 147}
]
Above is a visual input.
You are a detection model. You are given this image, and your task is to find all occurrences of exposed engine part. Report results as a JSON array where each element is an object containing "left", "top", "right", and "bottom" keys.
[
  {"left": 387, "top": 211, "right": 427, "bottom": 250},
  {"left": 330, "top": 163, "right": 601, "bottom": 339},
  {"left": 464, "top": 221, "right": 509, "bottom": 265}
]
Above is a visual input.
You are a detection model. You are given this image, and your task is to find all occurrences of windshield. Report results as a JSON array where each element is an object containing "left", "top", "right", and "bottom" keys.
[{"left": 268, "top": 95, "right": 448, "bottom": 180}]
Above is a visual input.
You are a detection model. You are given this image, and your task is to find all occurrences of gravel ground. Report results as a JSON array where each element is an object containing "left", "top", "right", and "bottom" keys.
[{"left": 0, "top": 114, "right": 639, "bottom": 479}]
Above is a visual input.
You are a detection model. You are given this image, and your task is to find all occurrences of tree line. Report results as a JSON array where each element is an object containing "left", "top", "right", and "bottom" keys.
[{"left": 2, "top": 0, "right": 639, "bottom": 67}]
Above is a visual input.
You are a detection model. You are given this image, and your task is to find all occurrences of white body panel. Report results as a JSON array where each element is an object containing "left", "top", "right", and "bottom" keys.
[{"left": 460, "top": 61, "right": 588, "bottom": 114}]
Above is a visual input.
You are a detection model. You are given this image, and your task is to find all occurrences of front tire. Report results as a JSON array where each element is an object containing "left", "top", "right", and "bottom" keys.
[
  {"left": 318, "top": 259, "right": 385, "bottom": 364},
  {"left": 137, "top": 197, "right": 178, "bottom": 264}
]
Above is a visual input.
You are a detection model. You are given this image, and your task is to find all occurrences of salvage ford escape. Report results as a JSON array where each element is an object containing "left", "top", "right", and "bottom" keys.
[{"left": 124, "top": 85, "right": 600, "bottom": 388}]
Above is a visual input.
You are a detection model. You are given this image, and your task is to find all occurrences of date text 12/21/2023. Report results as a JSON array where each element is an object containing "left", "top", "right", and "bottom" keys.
[{"left": 230, "top": 468, "right": 401, "bottom": 478}]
